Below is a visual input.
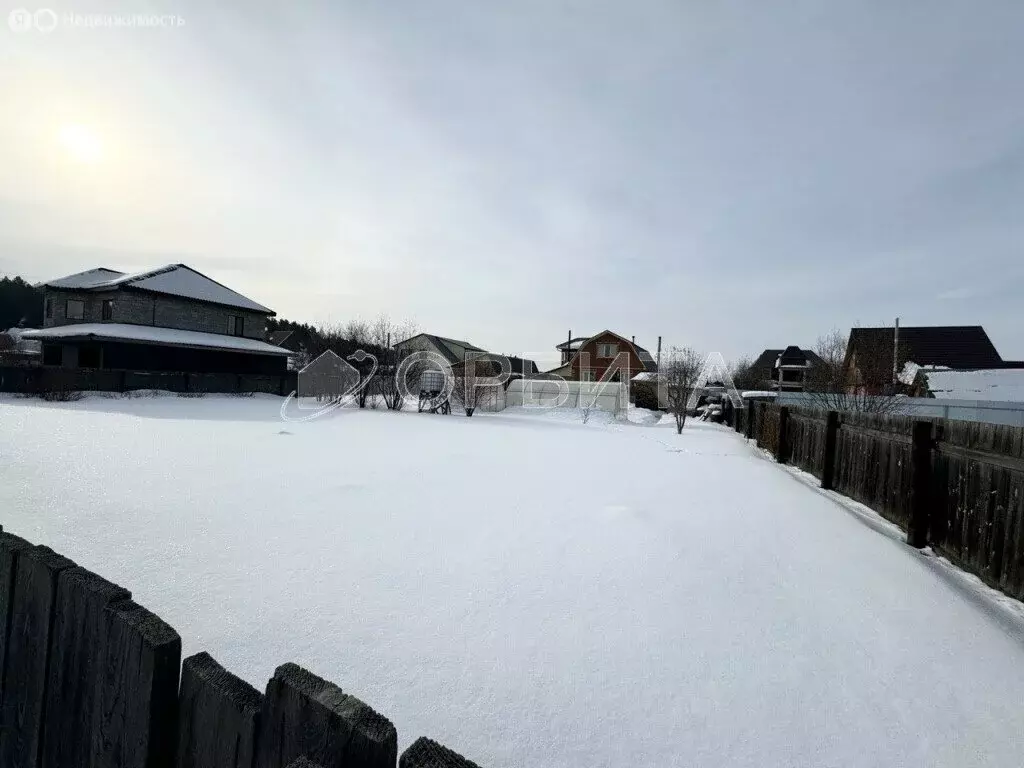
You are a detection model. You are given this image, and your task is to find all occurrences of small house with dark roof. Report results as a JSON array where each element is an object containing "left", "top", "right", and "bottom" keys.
[
  {"left": 24, "top": 264, "right": 289, "bottom": 374},
  {"left": 393, "top": 333, "right": 538, "bottom": 384},
  {"left": 844, "top": 325, "right": 1008, "bottom": 393},
  {"left": 750, "top": 346, "right": 822, "bottom": 392},
  {"left": 547, "top": 330, "right": 658, "bottom": 382}
]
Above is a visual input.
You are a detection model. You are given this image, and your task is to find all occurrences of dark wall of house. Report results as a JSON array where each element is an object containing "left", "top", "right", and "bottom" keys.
[
  {"left": 52, "top": 341, "right": 286, "bottom": 374},
  {"left": 43, "top": 288, "right": 268, "bottom": 340}
]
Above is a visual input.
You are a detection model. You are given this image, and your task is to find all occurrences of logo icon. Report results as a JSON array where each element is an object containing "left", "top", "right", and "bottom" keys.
[
  {"left": 7, "top": 8, "right": 34, "bottom": 32},
  {"left": 34, "top": 8, "right": 58, "bottom": 32}
]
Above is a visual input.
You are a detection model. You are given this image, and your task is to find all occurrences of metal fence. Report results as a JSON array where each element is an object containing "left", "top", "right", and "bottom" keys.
[{"left": 774, "top": 391, "right": 1024, "bottom": 427}]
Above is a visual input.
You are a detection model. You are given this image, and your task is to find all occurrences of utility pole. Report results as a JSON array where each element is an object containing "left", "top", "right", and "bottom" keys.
[{"left": 892, "top": 317, "right": 900, "bottom": 387}]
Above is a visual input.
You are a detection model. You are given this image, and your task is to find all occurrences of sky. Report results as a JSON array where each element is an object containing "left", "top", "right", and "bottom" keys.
[{"left": 1, "top": 1, "right": 1022, "bottom": 371}]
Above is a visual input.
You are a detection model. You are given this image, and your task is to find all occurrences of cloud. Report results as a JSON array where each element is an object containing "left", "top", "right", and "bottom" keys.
[{"left": 2, "top": 0, "right": 1024, "bottom": 362}]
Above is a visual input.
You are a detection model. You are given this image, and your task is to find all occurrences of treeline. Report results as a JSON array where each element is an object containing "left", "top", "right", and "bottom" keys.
[
  {"left": 265, "top": 316, "right": 418, "bottom": 369},
  {"left": 0, "top": 276, "right": 43, "bottom": 329}
]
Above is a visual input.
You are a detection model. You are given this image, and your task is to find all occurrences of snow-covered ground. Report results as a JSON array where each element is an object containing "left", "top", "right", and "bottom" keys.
[{"left": 3, "top": 396, "right": 1024, "bottom": 767}]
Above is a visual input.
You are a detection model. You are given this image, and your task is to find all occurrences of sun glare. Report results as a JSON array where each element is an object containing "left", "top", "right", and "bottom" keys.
[{"left": 57, "top": 124, "right": 103, "bottom": 164}]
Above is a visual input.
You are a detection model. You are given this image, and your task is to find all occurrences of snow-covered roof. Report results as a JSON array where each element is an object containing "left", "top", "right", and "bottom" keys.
[
  {"left": 38, "top": 268, "right": 125, "bottom": 289},
  {"left": 923, "top": 368, "right": 1024, "bottom": 402},
  {"left": 39, "top": 264, "right": 274, "bottom": 314},
  {"left": 632, "top": 371, "right": 661, "bottom": 381},
  {"left": 556, "top": 337, "right": 588, "bottom": 351},
  {"left": 22, "top": 323, "right": 291, "bottom": 356}
]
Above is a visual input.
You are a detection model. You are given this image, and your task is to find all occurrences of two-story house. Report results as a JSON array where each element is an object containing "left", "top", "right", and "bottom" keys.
[
  {"left": 749, "top": 346, "right": 822, "bottom": 392},
  {"left": 548, "top": 330, "right": 658, "bottom": 381},
  {"left": 22, "top": 264, "right": 290, "bottom": 374}
]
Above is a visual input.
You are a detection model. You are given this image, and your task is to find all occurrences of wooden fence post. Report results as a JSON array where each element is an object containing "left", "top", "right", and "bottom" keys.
[
  {"left": 777, "top": 406, "right": 790, "bottom": 463},
  {"left": 176, "top": 652, "right": 263, "bottom": 768},
  {"left": 400, "top": 737, "right": 483, "bottom": 768},
  {"left": 256, "top": 663, "right": 397, "bottom": 768},
  {"left": 92, "top": 601, "right": 182, "bottom": 768},
  {"left": 42, "top": 567, "right": 131, "bottom": 768},
  {"left": 820, "top": 411, "right": 840, "bottom": 490},
  {"left": 907, "top": 420, "right": 934, "bottom": 549},
  {"left": 0, "top": 546, "right": 76, "bottom": 768},
  {"left": 745, "top": 401, "right": 754, "bottom": 439}
]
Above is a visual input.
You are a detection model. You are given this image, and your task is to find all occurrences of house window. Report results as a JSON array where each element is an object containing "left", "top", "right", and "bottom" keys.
[
  {"left": 79, "top": 343, "right": 101, "bottom": 369},
  {"left": 42, "top": 344, "right": 62, "bottom": 366},
  {"left": 582, "top": 369, "right": 596, "bottom": 382},
  {"left": 101, "top": 299, "right": 113, "bottom": 321},
  {"left": 66, "top": 299, "right": 85, "bottom": 320},
  {"left": 228, "top": 315, "right": 244, "bottom": 337},
  {"left": 597, "top": 342, "right": 618, "bottom": 358},
  {"left": 45, "top": 298, "right": 53, "bottom": 319}
]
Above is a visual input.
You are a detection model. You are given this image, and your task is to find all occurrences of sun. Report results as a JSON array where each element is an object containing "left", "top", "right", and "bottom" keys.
[{"left": 57, "top": 123, "right": 103, "bottom": 164}]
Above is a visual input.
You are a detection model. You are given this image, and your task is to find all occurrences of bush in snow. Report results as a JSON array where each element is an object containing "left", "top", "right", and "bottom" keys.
[{"left": 664, "top": 346, "right": 703, "bottom": 434}]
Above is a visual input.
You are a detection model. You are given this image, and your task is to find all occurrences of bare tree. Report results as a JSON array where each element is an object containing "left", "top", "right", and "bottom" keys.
[
  {"left": 805, "top": 327, "right": 902, "bottom": 414},
  {"left": 368, "top": 314, "right": 418, "bottom": 350},
  {"left": 449, "top": 354, "right": 500, "bottom": 417},
  {"left": 664, "top": 346, "right": 703, "bottom": 434},
  {"left": 341, "top": 319, "right": 371, "bottom": 346},
  {"left": 365, "top": 315, "right": 420, "bottom": 410},
  {"left": 728, "top": 355, "right": 759, "bottom": 393}
]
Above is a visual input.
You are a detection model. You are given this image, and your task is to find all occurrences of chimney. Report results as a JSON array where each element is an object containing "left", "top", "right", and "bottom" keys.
[
  {"left": 656, "top": 336, "right": 662, "bottom": 369},
  {"left": 632, "top": 335, "right": 635, "bottom": 343}
]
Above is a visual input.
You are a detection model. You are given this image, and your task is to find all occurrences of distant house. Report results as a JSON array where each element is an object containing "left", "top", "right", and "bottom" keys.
[
  {"left": 547, "top": 330, "right": 657, "bottom": 382},
  {"left": 844, "top": 325, "right": 1009, "bottom": 394},
  {"left": 749, "top": 346, "right": 822, "bottom": 392},
  {"left": 393, "top": 333, "right": 538, "bottom": 383},
  {"left": 23, "top": 264, "right": 289, "bottom": 374}
]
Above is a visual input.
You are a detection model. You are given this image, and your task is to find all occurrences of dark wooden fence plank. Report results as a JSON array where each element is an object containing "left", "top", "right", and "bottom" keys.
[
  {"left": 176, "top": 652, "right": 263, "bottom": 768},
  {"left": 42, "top": 567, "right": 131, "bottom": 768},
  {"left": 256, "top": 663, "right": 397, "bottom": 768},
  {"left": 776, "top": 407, "right": 790, "bottom": 463},
  {"left": 0, "top": 546, "right": 76, "bottom": 768},
  {"left": 908, "top": 421, "right": 933, "bottom": 548},
  {"left": 400, "top": 737, "right": 483, "bottom": 768},
  {"left": 92, "top": 600, "right": 182, "bottom": 768},
  {"left": 0, "top": 531, "right": 33, "bottom": 701}
]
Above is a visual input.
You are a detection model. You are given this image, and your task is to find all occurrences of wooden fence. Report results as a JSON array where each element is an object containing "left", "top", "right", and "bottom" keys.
[
  {"left": 740, "top": 402, "right": 1024, "bottom": 602},
  {"left": 0, "top": 366, "right": 298, "bottom": 397},
  {"left": 0, "top": 526, "right": 483, "bottom": 768}
]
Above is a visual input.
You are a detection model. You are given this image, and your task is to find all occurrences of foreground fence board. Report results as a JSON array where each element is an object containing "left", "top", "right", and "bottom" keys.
[
  {"left": 92, "top": 600, "right": 182, "bottom": 768},
  {"left": 176, "top": 652, "right": 263, "bottom": 768},
  {"left": 400, "top": 737, "right": 483, "bottom": 768},
  {"left": 0, "top": 523, "right": 485, "bottom": 768},
  {"left": 42, "top": 567, "right": 132, "bottom": 768},
  {"left": 0, "top": 546, "right": 77, "bottom": 768},
  {"left": 0, "top": 531, "right": 33, "bottom": 696},
  {"left": 256, "top": 663, "right": 397, "bottom": 768},
  {"left": 930, "top": 420, "right": 1024, "bottom": 600}
]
